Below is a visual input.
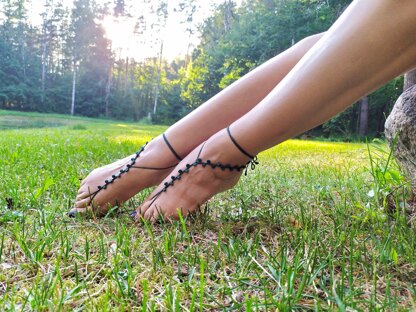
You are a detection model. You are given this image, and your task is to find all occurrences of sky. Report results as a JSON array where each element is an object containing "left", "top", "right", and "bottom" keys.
[{"left": 28, "top": 0, "right": 242, "bottom": 60}]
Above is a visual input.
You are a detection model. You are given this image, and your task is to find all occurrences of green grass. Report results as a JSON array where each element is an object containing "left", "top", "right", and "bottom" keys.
[{"left": 0, "top": 110, "right": 415, "bottom": 311}]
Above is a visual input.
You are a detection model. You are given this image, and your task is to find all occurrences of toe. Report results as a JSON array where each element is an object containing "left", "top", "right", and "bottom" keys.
[
  {"left": 68, "top": 208, "right": 78, "bottom": 218},
  {"left": 148, "top": 210, "right": 159, "bottom": 223},
  {"left": 134, "top": 186, "right": 163, "bottom": 219},
  {"left": 143, "top": 204, "right": 155, "bottom": 220},
  {"left": 75, "top": 197, "right": 91, "bottom": 209},
  {"left": 134, "top": 201, "right": 150, "bottom": 220},
  {"left": 67, "top": 207, "right": 87, "bottom": 217},
  {"left": 76, "top": 190, "right": 88, "bottom": 200},
  {"left": 80, "top": 177, "right": 90, "bottom": 186}
]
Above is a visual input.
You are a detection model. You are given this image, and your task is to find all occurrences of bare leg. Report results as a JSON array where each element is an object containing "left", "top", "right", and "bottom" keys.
[
  {"left": 163, "top": 33, "right": 324, "bottom": 154},
  {"left": 73, "top": 33, "right": 323, "bottom": 215},
  {"left": 138, "top": 0, "right": 416, "bottom": 221}
]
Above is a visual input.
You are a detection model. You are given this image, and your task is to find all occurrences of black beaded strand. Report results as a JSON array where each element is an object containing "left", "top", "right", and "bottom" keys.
[
  {"left": 144, "top": 136, "right": 259, "bottom": 210},
  {"left": 88, "top": 142, "right": 149, "bottom": 202}
]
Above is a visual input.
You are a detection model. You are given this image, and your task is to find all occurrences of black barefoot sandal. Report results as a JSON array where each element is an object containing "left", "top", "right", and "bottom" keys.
[
  {"left": 68, "top": 133, "right": 183, "bottom": 217},
  {"left": 133, "top": 127, "right": 259, "bottom": 219}
]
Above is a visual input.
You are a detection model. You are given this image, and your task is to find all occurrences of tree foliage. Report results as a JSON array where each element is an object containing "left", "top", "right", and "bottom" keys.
[
  {"left": 182, "top": 0, "right": 403, "bottom": 138},
  {"left": 0, "top": 0, "right": 403, "bottom": 135}
]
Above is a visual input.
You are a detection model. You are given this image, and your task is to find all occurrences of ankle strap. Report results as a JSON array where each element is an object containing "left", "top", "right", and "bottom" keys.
[
  {"left": 163, "top": 133, "right": 183, "bottom": 161},
  {"left": 227, "top": 127, "right": 258, "bottom": 173},
  {"left": 227, "top": 127, "right": 255, "bottom": 159}
]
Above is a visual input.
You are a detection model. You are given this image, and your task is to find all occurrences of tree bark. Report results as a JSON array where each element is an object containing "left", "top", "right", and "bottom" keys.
[
  {"left": 358, "top": 96, "right": 369, "bottom": 137},
  {"left": 153, "top": 41, "right": 164, "bottom": 115},
  {"left": 71, "top": 59, "right": 77, "bottom": 116},
  {"left": 41, "top": 40, "right": 47, "bottom": 104},
  {"left": 105, "top": 65, "right": 113, "bottom": 118},
  {"left": 404, "top": 69, "right": 416, "bottom": 91},
  {"left": 224, "top": 0, "right": 232, "bottom": 32},
  {"left": 124, "top": 56, "right": 129, "bottom": 95}
]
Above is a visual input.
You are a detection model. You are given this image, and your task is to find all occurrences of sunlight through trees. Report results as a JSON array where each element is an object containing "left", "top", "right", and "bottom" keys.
[{"left": 0, "top": 0, "right": 403, "bottom": 136}]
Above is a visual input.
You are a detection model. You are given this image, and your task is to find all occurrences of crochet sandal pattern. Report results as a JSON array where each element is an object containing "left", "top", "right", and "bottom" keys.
[
  {"left": 68, "top": 133, "right": 183, "bottom": 217},
  {"left": 133, "top": 127, "right": 259, "bottom": 219}
]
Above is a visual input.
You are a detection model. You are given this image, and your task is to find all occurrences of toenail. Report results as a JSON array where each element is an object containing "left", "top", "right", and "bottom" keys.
[{"left": 68, "top": 210, "right": 78, "bottom": 218}]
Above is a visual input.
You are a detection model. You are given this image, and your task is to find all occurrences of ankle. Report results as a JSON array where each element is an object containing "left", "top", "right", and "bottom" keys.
[
  {"left": 203, "top": 128, "right": 254, "bottom": 166},
  {"left": 139, "top": 135, "right": 181, "bottom": 167}
]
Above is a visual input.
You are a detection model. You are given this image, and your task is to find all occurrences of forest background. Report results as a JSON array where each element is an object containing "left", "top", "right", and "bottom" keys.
[{"left": 0, "top": 0, "right": 403, "bottom": 139}]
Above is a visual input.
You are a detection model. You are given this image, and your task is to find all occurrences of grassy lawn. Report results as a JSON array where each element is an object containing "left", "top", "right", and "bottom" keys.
[{"left": 0, "top": 111, "right": 414, "bottom": 311}]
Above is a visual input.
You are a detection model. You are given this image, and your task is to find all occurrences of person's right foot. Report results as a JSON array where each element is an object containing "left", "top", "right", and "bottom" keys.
[
  {"left": 70, "top": 134, "right": 183, "bottom": 217},
  {"left": 134, "top": 128, "right": 256, "bottom": 222}
]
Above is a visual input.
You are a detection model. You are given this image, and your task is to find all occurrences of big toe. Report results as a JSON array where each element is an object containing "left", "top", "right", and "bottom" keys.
[
  {"left": 134, "top": 199, "right": 153, "bottom": 221},
  {"left": 135, "top": 202, "right": 163, "bottom": 222},
  {"left": 67, "top": 204, "right": 91, "bottom": 217}
]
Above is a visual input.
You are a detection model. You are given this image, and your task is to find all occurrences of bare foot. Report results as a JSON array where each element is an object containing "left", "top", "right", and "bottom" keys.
[
  {"left": 71, "top": 134, "right": 182, "bottom": 216},
  {"left": 135, "top": 129, "right": 256, "bottom": 221}
]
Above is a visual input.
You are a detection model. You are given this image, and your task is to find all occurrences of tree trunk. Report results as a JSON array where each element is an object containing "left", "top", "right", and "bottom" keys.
[
  {"left": 71, "top": 59, "right": 77, "bottom": 116},
  {"left": 153, "top": 41, "right": 163, "bottom": 115},
  {"left": 41, "top": 41, "right": 47, "bottom": 104},
  {"left": 358, "top": 96, "right": 369, "bottom": 137},
  {"left": 116, "top": 54, "right": 122, "bottom": 90},
  {"left": 104, "top": 65, "right": 113, "bottom": 118},
  {"left": 124, "top": 56, "right": 129, "bottom": 95},
  {"left": 185, "top": 33, "right": 192, "bottom": 68},
  {"left": 224, "top": 0, "right": 232, "bottom": 32},
  {"left": 404, "top": 69, "right": 416, "bottom": 91}
]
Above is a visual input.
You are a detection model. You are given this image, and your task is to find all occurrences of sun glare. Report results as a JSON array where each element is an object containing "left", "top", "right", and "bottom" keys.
[
  {"left": 101, "top": 16, "right": 140, "bottom": 58},
  {"left": 101, "top": 14, "right": 192, "bottom": 61},
  {"left": 27, "top": 0, "right": 243, "bottom": 61}
]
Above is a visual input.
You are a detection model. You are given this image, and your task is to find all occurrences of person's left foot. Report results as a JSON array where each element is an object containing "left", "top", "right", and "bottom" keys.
[{"left": 135, "top": 129, "right": 255, "bottom": 221}]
